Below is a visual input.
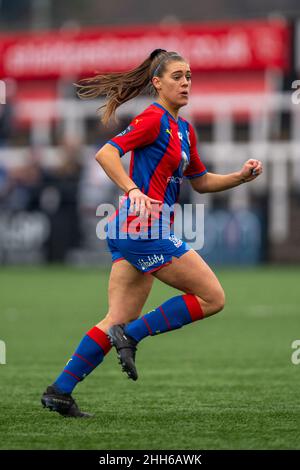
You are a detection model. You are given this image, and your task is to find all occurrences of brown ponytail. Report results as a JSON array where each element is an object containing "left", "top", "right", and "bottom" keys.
[{"left": 75, "top": 49, "right": 185, "bottom": 125}]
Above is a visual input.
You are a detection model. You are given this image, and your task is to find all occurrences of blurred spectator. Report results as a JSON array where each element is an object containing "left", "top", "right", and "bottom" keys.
[
  {"left": 3, "top": 152, "right": 42, "bottom": 212},
  {"left": 0, "top": 166, "right": 10, "bottom": 208},
  {"left": 41, "top": 136, "right": 83, "bottom": 262}
]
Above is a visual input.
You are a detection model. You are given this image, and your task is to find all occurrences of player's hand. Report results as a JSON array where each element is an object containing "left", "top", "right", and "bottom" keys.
[
  {"left": 239, "top": 159, "right": 263, "bottom": 183},
  {"left": 128, "top": 188, "right": 162, "bottom": 219}
]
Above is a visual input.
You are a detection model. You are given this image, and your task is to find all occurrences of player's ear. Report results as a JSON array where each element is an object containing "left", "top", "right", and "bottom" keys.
[{"left": 152, "top": 76, "right": 161, "bottom": 91}]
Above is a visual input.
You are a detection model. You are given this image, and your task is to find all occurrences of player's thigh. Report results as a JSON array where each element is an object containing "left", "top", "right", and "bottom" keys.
[
  {"left": 152, "top": 249, "right": 225, "bottom": 307},
  {"left": 107, "top": 259, "right": 154, "bottom": 322}
]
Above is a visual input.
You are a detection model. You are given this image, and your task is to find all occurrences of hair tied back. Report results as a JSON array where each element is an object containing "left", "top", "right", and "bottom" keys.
[{"left": 149, "top": 49, "right": 167, "bottom": 60}]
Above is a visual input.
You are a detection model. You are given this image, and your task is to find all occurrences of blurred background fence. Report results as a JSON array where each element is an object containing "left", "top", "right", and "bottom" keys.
[{"left": 0, "top": 1, "right": 300, "bottom": 266}]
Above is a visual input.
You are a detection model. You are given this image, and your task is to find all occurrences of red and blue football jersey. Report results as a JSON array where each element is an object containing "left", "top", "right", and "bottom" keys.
[{"left": 107, "top": 102, "right": 207, "bottom": 236}]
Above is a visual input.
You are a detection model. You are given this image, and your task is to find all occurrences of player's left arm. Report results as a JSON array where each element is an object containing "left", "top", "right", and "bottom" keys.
[{"left": 190, "top": 159, "right": 263, "bottom": 193}]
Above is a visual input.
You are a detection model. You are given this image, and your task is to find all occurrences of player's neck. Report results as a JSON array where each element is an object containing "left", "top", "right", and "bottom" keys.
[{"left": 155, "top": 98, "right": 179, "bottom": 122}]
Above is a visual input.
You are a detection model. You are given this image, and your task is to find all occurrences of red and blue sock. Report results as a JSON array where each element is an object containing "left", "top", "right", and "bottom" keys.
[
  {"left": 54, "top": 326, "right": 111, "bottom": 394},
  {"left": 124, "top": 294, "right": 204, "bottom": 342}
]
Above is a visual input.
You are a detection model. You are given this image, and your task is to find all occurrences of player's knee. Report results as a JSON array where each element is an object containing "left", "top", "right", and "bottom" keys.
[{"left": 213, "top": 288, "right": 225, "bottom": 314}]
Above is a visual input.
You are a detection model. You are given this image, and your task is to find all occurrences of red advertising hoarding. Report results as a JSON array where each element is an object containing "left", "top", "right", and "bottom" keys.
[{"left": 0, "top": 19, "right": 290, "bottom": 79}]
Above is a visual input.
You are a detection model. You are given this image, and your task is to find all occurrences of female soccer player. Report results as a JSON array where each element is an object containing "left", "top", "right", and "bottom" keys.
[{"left": 41, "top": 49, "right": 262, "bottom": 417}]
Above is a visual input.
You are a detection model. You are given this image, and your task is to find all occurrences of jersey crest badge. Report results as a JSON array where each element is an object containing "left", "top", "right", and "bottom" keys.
[
  {"left": 186, "top": 130, "right": 191, "bottom": 145},
  {"left": 181, "top": 151, "right": 189, "bottom": 173}
]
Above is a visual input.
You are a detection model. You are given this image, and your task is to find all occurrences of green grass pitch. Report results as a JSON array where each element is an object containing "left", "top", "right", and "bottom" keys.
[{"left": 0, "top": 265, "right": 299, "bottom": 450}]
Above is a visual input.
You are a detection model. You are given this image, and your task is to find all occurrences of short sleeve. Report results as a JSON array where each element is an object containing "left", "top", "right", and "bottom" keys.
[
  {"left": 107, "top": 112, "right": 161, "bottom": 157},
  {"left": 183, "top": 124, "right": 207, "bottom": 179}
]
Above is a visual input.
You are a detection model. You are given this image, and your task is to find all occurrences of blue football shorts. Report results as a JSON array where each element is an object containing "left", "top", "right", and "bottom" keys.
[{"left": 106, "top": 232, "right": 191, "bottom": 274}]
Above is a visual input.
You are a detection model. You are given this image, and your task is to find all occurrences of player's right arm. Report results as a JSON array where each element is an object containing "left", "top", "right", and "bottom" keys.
[
  {"left": 95, "top": 112, "right": 162, "bottom": 217},
  {"left": 96, "top": 144, "right": 161, "bottom": 217},
  {"left": 96, "top": 143, "right": 137, "bottom": 194}
]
